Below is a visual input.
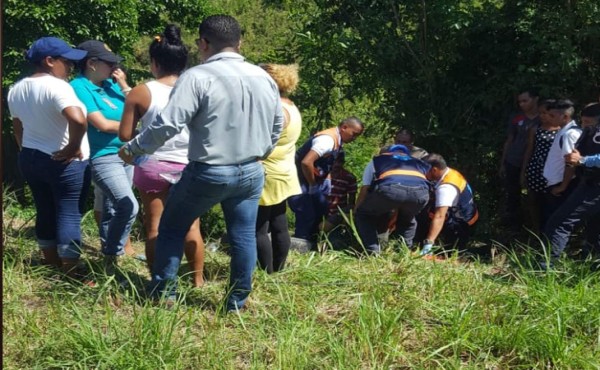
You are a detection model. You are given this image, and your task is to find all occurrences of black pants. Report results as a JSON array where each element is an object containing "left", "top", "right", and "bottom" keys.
[
  {"left": 503, "top": 161, "right": 522, "bottom": 228},
  {"left": 356, "top": 183, "right": 429, "bottom": 252},
  {"left": 440, "top": 220, "right": 472, "bottom": 250},
  {"left": 256, "top": 200, "right": 291, "bottom": 273},
  {"left": 544, "top": 179, "right": 579, "bottom": 223}
]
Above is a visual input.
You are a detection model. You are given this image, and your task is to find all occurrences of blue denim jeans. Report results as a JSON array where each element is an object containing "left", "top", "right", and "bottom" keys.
[
  {"left": 288, "top": 180, "right": 331, "bottom": 241},
  {"left": 90, "top": 154, "right": 138, "bottom": 256},
  {"left": 19, "top": 148, "right": 91, "bottom": 259},
  {"left": 356, "top": 182, "right": 430, "bottom": 253},
  {"left": 149, "top": 160, "right": 264, "bottom": 311},
  {"left": 544, "top": 180, "right": 600, "bottom": 259}
]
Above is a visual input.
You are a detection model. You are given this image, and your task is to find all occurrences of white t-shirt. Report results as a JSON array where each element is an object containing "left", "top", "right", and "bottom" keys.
[
  {"left": 543, "top": 121, "right": 582, "bottom": 186},
  {"left": 311, "top": 128, "right": 340, "bottom": 157},
  {"left": 8, "top": 75, "right": 90, "bottom": 159},
  {"left": 434, "top": 169, "right": 459, "bottom": 207},
  {"left": 141, "top": 81, "right": 189, "bottom": 164}
]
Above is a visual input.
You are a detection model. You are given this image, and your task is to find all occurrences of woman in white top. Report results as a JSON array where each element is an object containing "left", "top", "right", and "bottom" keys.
[
  {"left": 7, "top": 37, "right": 90, "bottom": 277},
  {"left": 119, "top": 25, "right": 204, "bottom": 287}
]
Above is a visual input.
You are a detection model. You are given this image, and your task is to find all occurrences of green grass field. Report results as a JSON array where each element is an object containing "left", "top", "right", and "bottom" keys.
[{"left": 3, "top": 201, "right": 600, "bottom": 369}]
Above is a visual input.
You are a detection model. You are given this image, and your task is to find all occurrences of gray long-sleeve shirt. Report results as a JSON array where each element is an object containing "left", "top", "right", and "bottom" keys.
[{"left": 129, "top": 52, "right": 283, "bottom": 165}]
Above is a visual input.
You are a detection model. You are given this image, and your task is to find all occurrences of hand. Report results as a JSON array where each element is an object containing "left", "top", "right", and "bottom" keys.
[
  {"left": 118, "top": 144, "right": 134, "bottom": 165},
  {"left": 565, "top": 149, "right": 582, "bottom": 167},
  {"left": 308, "top": 185, "right": 320, "bottom": 195},
  {"left": 550, "top": 184, "right": 566, "bottom": 196},
  {"left": 111, "top": 68, "right": 129, "bottom": 90},
  {"left": 420, "top": 243, "right": 433, "bottom": 256},
  {"left": 52, "top": 144, "right": 82, "bottom": 163}
]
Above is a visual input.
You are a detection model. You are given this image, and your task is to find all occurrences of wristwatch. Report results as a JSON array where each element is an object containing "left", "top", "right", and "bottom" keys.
[{"left": 423, "top": 239, "right": 434, "bottom": 245}]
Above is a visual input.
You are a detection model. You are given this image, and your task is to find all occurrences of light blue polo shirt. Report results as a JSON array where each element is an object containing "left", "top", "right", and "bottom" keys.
[{"left": 71, "top": 75, "right": 125, "bottom": 159}]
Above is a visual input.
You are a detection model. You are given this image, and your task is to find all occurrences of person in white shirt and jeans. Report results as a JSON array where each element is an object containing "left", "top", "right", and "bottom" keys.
[{"left": 542, "top": 99, "right": 582, "bottom": 217}]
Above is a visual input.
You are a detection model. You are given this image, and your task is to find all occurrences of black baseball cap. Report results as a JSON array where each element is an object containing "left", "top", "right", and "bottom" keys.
[
  {"left": 77, "top": 40, "right": 123, "bottom": 63},
  {"left": 582, "top": 103, "right": 600, "bottom": 117}
]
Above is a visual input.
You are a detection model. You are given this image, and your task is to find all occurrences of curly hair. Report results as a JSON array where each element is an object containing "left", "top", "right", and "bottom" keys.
[{"left": 260, "top": 63, "right": 299, "bottom": 96}]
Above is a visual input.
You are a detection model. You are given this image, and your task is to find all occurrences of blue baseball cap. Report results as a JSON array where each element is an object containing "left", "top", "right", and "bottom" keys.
[
  {"left": 25, "top": 37, "right": 88, "bottom": 63},
  {"left": 387, "top": 144, "right": 410, "bottom": 155}
]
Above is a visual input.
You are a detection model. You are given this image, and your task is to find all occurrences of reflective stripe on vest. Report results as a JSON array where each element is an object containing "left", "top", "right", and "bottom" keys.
[
  {"left": 467, "top": 209, "right": 479, "bottom": 226},
  {"left": 431, "top": 168, "right": 478, "bottom": 225},
  {"left": 440, "top": 168, "right": 467, "bottom": 192},
  {"left": 314, "top": 127, "right": 341, "bottom": 151},
  {"left": 311, "top": 127, "right": 341, "bottom": 177},
  {"left": 378, "top": 169, "right": 427, "bottom": 180}
]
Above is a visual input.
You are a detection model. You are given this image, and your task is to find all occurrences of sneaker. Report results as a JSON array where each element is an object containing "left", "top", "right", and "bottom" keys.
[
  {"left": 377, "top": 232, "right": 390, "bottom": 244},
  {"left": 290, "top": 237, "right": 314, "bottom": 253},
  {"left": 103, "top": 255, "right": 119, "bottom": 276}
]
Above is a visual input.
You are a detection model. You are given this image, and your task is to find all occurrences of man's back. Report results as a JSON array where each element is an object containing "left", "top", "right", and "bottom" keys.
[{"left": 159, "top": 52, "right": 281, "bottom": 165}]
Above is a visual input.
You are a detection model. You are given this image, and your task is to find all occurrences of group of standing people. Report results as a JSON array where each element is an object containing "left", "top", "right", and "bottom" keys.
[
  {"left": 8, "top": 15, "right": 599, "bottom": 313},
  {"left": 9, "top": 16, "right": 283, "bottom": 310},
  {"left": 500, "top": 88, "right": 600, "bottom": 267}
]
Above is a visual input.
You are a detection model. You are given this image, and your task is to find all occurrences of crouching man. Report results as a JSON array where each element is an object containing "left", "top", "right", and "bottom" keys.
[
  {"left": 421, "top": 154, "right": 479, "bottom": 256},
  {"left": 355, "top": 145, "right": 431, "bottom": 254}
]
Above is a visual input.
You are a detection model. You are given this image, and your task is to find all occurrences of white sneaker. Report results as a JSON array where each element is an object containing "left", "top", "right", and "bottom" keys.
[{"left": 290, "top": 237, "right": 314, "bottom": 253}]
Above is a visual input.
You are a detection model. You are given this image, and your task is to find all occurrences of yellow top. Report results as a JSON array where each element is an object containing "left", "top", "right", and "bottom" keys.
[{"left": 259, "top": 100, "right": 302, "bottom": 206}]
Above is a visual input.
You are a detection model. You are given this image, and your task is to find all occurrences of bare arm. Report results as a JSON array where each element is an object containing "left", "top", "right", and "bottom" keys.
[
  {"left": 426, "top": 206, "right": 449, "bottom": 244},
  {"left": 12, "top": 118, "right": 23, "bottom": 149},
  {"left": 550, "top": 165, "right": 577, "bottom": 196},
  {"left": 119, "top": 84, "right": 150, "bottom": 142},
  {"left": 88, "top": 112, "right": 120, "bottom": 133},
  {"left": 52, "top": 106, "right": 87, "bottom": 162},
  {"left": 520, "top": 126, "right": 536, "bottom": 186},
  {"left": 301, "top": 150, "right": 321, "bottom": 187}
]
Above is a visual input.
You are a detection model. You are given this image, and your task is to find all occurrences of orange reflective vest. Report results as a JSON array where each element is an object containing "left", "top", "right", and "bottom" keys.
[
  {"left": 436, "top": 168, "right": 479, "bottom": 226},
  {"left": 295, "top": 127, "right": 342, "bottom": 184}
]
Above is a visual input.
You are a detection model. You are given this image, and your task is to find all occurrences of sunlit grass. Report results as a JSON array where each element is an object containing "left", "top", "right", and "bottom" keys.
[{"left": 3, "top": 197, "right": 600, "bottom": 369}]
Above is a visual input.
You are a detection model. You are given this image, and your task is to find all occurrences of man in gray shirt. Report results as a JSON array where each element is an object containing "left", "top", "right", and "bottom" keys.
[{"left": 120, "top": 15, "right": 283, "bottom": 311}]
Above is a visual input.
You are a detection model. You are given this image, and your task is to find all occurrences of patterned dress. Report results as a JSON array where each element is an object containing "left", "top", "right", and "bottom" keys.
[{"left": 526, "top": 127, "right": 559, "bottom": 192}]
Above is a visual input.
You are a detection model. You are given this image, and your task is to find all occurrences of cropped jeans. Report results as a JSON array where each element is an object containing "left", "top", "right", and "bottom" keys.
[
  {"left": 149, "top": 160, "right": 264, "bottom": 311},
  {"left": 19, "top": 148, "right": 91, "bottom": 259},
  {"left": 90, "top": 153, "right": 138, "bottom": 256}
]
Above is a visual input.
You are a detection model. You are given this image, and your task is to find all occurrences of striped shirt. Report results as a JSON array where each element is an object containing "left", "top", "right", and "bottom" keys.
[{"left": 328, "top": 169, "right": 357, "bottom": 216}]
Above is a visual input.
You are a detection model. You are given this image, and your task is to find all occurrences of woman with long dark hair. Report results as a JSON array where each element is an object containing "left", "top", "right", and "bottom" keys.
[{"left": 119, "top": 25, "right": 204, "bottom": 287}]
